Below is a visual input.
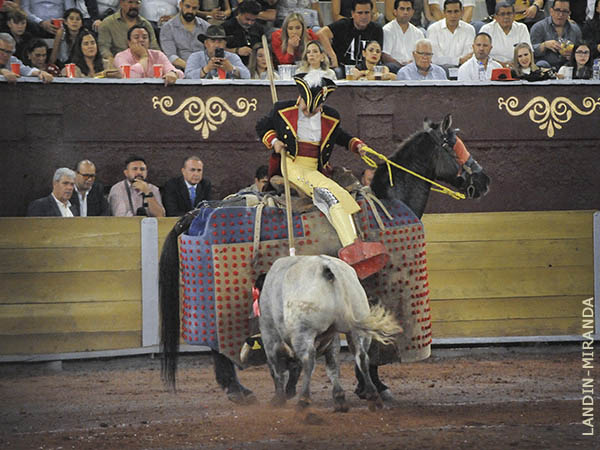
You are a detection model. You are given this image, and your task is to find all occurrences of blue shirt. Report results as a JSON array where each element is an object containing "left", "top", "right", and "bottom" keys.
[
  {"left": 396, "top": 62, "right": 448, "bottom": 81},
  {"left": 185, "top": 49, "right": 250, "bottom": 79},
  {"left": 21, "top": 0, "right": 76, "bottom": 24},
  {"left": 530, "top": 16, "right": 582, "bottom": 69},
  {"left": 2, "top": 56, "right": 38, "bottom": 77}
]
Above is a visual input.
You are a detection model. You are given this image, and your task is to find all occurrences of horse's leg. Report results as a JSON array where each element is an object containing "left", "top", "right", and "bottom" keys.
[
  {"left": 349, "top": 333, "right": 382, "bottom": 411},
  {"left": 211, "top": 350, "right": 256, "bottom": 405},
  {"left": 323, "top": 335, "right": 348, "bottom": 413}
]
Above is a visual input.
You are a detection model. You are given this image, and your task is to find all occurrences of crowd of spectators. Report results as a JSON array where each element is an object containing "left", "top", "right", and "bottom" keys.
[{"left": 1, "top": 0, "right": 599, "bottom": 83}]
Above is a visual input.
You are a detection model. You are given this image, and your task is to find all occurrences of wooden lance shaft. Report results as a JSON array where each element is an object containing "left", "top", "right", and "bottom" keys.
[{"left": 261, "top": 35, "right": 296, "bottom": 256}]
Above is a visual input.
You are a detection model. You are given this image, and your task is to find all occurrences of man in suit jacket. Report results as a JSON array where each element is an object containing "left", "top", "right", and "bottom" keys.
[
  {"left": 27, "top": 167, "right": 79, "bottom": 217},
  {"left": 70, "top": 160, "right": 109, "bottom": 216},
  {"left": 162, "top": 156, "right": 211, "bottom": 217}
]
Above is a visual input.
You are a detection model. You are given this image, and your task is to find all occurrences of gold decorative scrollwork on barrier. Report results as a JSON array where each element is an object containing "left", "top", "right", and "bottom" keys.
[
  {"left": 498, "top": 96, "right": 600, "bottom": 138},
  {"left": 152, "top": 96, "right": 258, "bottom": 139}
]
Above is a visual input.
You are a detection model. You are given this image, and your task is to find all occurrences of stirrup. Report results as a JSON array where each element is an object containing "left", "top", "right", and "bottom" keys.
[{"left": 338, "top": 238, "right": 389, "bottom": 279}]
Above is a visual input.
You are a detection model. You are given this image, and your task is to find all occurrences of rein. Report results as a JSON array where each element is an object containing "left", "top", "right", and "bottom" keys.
[{"left": 360, "top": 146, "right": 466, "bottom": 201}]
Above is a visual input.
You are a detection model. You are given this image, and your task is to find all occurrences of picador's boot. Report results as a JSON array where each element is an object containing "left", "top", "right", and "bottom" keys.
[{"left": 338, "top": 238, "right": 389, "bottom": 279}]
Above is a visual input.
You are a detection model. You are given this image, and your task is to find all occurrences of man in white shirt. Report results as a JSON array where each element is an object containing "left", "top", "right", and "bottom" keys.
[
  {"left": 382, "top": 0, "right": 425, "bottom": 71},
  {"left": 479, "top": 2, "right": 532, "bottom": 66},
  {"left": 27, "top": 168, "right": 78, "bottom": 217},
  {"left": 426, "top": 0, "right": 475, "bottom": 71},
  {"left": 457, "top": 31, "right": 502, "bottom": 81},
  {"left": 428, "top": 0, "right": 475, "bottom": 23}
]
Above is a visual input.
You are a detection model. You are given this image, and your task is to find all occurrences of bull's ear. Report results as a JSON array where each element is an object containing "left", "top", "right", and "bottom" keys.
[
  {"left": 441, "top": 114, "right": 452, "bottom": 133},
  {"left": 423, "top": 117, "right": 432, "bottom": 131}
]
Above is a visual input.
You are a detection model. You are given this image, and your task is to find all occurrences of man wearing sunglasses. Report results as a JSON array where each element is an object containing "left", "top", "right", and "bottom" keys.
[
  {"left": 71, "top": 160, "right": 109, "bottom": 216},
  {"left": 530, "top": 0, "right": 582, "bottom": 69}
]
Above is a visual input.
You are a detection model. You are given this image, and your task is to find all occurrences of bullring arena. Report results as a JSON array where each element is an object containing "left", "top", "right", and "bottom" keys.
[{"left": 1, "top": 77, "right": 598, "bottom": 449}]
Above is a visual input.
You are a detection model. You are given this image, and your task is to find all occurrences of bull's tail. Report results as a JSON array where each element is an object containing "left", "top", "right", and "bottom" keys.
[
  {"left": 355, "top": 304, "right": 403, "bottom": 345},
  {"left": 160, "top": 212, "right": 196, "bottom": 392}
]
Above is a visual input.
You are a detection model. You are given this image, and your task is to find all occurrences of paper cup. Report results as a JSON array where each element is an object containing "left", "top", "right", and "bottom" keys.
[
  {"left": 10, "top": 62, "right": 20, "bottom": 75},
  {"left": 121, "top": 64, "right": 131, "bottom": 79},
  {"left": 51, "top": 18, "right": 63, "bottom": 28},
  {"left": 65, "top": 63, "right": 76, "bottom": 78},
  {"left": 153, "top": 64, "right": 163, "bottom": 78}
]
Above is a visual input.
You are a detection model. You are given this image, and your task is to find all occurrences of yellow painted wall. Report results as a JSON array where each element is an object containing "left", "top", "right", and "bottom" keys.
[{"left": 0, "top": 211, "right": 594, "bottom": 356}]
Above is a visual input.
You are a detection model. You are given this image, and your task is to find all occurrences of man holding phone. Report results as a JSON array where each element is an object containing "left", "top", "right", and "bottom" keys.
[{"left": 184, "top": 24, "right": 250, "bottom": 79}]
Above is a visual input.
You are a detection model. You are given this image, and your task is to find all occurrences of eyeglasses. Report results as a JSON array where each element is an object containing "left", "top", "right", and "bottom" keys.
[
  {"left": 575, "top": 50, "right": 590, "bottom": 55},
  {"left": 0, "top": 47, "right": 14, "bottom": 55},
  {"left": 415, "top": 51, "right": 433, "bottom": 57},
  {"left": 552, "top": 8, "right": 570, "bottom": 15},
  {"left": 77, "top": 172, "right": 96, "bottom": 178}
]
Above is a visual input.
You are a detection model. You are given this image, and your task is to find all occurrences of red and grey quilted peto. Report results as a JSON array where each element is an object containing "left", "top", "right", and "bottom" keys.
[{"left": 179, "top": 197, "right": 431, "bottom": 366}]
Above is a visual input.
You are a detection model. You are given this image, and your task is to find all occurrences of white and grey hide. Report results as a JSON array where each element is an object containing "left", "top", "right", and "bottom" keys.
[{"left": 259, "top": 255, "right": 403, "bottom": 412}]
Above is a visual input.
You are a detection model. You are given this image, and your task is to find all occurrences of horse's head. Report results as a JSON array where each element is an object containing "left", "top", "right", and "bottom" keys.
[{"left": 424, "top": 114, "right": 490, "bottom": 199}]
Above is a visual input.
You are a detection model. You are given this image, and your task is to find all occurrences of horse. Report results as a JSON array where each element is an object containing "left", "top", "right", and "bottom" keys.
[
  {"left": 159, "top": 114, "right": 490, "bottom": 404},
  {"left": 259, "top": 255, "right": 402, "bottom": 414}
]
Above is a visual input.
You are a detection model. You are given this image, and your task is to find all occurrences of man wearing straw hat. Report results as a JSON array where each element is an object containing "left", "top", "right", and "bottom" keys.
[{"left": 256, "top": 71, "right": 389, "bottom": 280}]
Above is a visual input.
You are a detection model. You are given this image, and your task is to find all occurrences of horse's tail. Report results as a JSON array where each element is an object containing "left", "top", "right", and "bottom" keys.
[
  {"left": 160, "top": 212, "right": 196, "bottom": 392},
  {"left": 354, "top": 304, "right": 403, "bottom": 346}
]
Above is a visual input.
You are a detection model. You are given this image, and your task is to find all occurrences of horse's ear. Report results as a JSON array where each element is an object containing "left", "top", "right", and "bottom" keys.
[{"left": 441, "top": 114, "right": 452, "bottom": 133}]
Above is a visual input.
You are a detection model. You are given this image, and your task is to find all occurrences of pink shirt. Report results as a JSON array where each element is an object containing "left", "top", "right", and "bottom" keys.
[{"left": 113, "top": 48, "right": 184, "bottom": 79}]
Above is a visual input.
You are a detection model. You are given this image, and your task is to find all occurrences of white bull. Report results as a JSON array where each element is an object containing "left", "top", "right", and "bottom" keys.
[{"left": 259, "top": 255, "right": 403, "bottom": 413}]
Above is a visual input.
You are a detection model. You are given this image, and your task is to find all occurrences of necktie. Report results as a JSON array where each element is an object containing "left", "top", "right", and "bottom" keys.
[{"left": 189, "top": 185, "right": 196, "bottom": 206}]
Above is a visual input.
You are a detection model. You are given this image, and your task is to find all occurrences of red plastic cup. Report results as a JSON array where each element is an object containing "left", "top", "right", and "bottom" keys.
[
  {"left": 51, "top": 18, "right": 63, "bottom": 29},
  {"left": 121, "top": 64, "right": 131, "bottom": 79},
  {"left": 153, "top": 64, "right": 163, "bottom": 78},
  {"left": 65, "top": 63, "right": 76, "bottom": 78},
  {"left": 10, "top": 62, "right": 20, "bottom": 75}
]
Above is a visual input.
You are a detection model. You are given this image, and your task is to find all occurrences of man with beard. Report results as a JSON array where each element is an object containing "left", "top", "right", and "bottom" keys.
[
  {"left": 98, "top": 0, "right": 160, "bottom": 59},
  {"left": 27, "top": 168, "right": 79, "bottom": 217},
  {"left": 70, "top": 159, "right": 109, "bottom": 217},
  {"left": 160, "top": 0, "right": 210, "bottom": 70},
  {"left": 221, "top": 0, "right": 262, "bottom": 66},
  {"left": 381, "top": 0, "right": 425, "bottom": 72},
  {"left": 108, "top": 155, "right": 165, "bottom": 217}
]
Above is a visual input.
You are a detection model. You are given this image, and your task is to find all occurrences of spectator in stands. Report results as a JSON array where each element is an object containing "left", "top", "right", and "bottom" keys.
[
  {"left": 332, "top": 0, "right": 382, "bottom": 25},
  {"left": 160, "top": 0, "right": 210, "bottom": 70},
  {"left": 63, "top": 29, "right": 121, "bottom": 76},
  {"left": 23, "top": 39, "right": 61, "bottom": 75},
  {"left": 222, "top": 0, "right": 262, "bottom": 66},
  {"left": 385, "top": 0, "right": 430, "bottom": 29},
  {"left": 98, "top": 0, "right": 159, "bottom": 60},
  {"left": 382, "top": 0, "right": 425, "bottom": 72},
  {"left": 96, "top": 0, "right": 120, "bottom": 26},
  {"left": 236, "top": 164, "right": 269, "bottom": 194},
  {"left": 49, "top": 7, "right": 84, "bottom": 65},
  {"left": 531, "top": 0, "right": 582, "bottom": 70},
  {"left": 396, "top": 37, "right": 448, "bottom": 79},
  {"left": 427, "top": 0, "right": 475, "bottom": 72},
  {"left": 27, "top": 168, "right": 78, "bottom": 217},
  {"left": 0, "top": 32, "right": 54, "bottom": 81},
  {"left": 510, "top": 41, "right": 556, "bottom": 79},
  {"left": 511, "top": 0, "right": 546, "bottom": 30},
  {"left": 317, "top": 0, "right": 383, "bottom": 75},
  {"left": 271, "top": 12, "right": 317, "bottom": 65},
  {"left": 457, "top": 31, "right": 502, "bottom": 80},
  {"left": 480, "top": 2, "right": 532, "bottom": 66},
  {"left": 21, "top": 0, "right": 75, "bottom": 37},
  {"left": 197, "top": 0, "right": 231, "bottom": 26},
  {"left": 113, "top": 24, "right": 183, "bottom": 83},
  {"left": 162, "top": 155, "right": 211, "bottom": 216},
  {"left": 108, "top": 155, "right": 165, "bottom": 217},
  {"left": 74, "top": 0, "right": 102, "bottom": 31},
  {"left": 558, "top": 41, "right": 593, "bottom": 78},
  {"left": 70, "top": 159, "right": 109, "bottom": 216},
  {"left": 582, "top": 0, "right": 600, "bottom": 59},
  {"left": 185, "top": 24, "right": 250, "bottom": 78},
  {"left": 140, "top": 0, "right": 179, "bottom": 37},
  {"left": 275, "top": 0, "right": 322, "bottom": 29},
  {"left": 248, "top": 41, "right": 279, "bottom": 78},
  {"left": 297, "top": 39, "right": 336, "bottom": 78},
  {"left": 360, "top": 167, "right": 374, "bottom": 186},
  {"left": 350, "top": 39, "right": 396, "bottom": 78},
  {"left": 3, "top": 8, "right": 33, "bottom": 60},
  {"left": 428, "top": 0, "right": 474, "bottom": 24}
]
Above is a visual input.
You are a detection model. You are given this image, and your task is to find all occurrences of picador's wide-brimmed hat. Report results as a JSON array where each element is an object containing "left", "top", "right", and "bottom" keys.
[
  {"left": 198, "top": 25, "right": 231, "bottom": 43},
  {"left": 294, "top": 71, "right": 337, "bottom": 114}
]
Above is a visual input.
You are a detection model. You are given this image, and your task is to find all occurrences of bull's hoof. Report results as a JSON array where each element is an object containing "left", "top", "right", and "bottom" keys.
[
  {"left": 270, "top": 395, "right": 286, "bottom": 407},
  {"left": 303, "top": 412, "right": 324, "bottom": 425},
  {"left": 334, "top": 402, "right": 350, "bottom": 413},
  {"left": 227, "top": 390, "right": 257, "bottom": 405},
  {"left": 379, "top": 389, "right": 400, "bottom": 407},
  {"left": 297, "top": 398, "right": 311, "bottom": 410},
  {"left": 285, "top": 385, "right": 297, "bottom": 399}
]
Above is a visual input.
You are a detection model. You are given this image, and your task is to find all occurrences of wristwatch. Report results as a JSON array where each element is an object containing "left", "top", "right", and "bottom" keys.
[{"left": 143, "top": 192, "right": 154, "bottom": 198}]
